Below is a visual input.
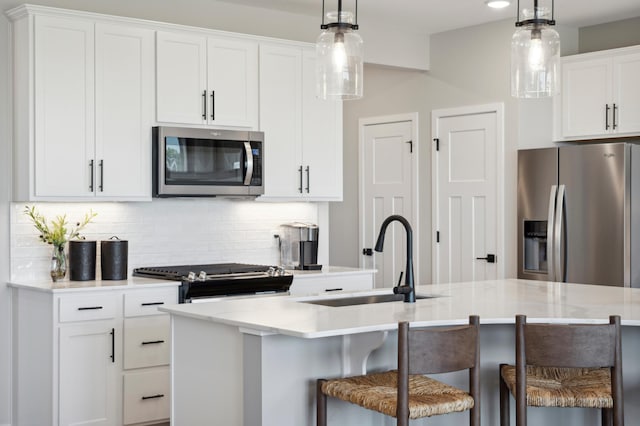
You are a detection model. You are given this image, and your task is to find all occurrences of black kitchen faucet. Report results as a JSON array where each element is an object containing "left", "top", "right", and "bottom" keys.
[{"left": 374, "top": 215, "right": 415, "bottom": 303}]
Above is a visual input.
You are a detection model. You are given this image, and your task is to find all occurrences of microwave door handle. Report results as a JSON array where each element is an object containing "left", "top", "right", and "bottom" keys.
[{"left": 244, "top": 142, "right": 254, "bottom": 185}]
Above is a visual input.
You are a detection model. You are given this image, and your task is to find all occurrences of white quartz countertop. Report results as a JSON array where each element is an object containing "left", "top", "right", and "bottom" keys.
[
  {"left": 159, "top": 279, "right": 640, "bottom": 338},
  {"left": 8, "top": 276, "right": 180, "bottom": 293}
]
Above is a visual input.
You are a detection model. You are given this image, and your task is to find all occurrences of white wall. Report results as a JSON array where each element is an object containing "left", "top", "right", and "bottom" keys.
[{"left": 0, "top": 10, "right": 10, "bottom": 426}]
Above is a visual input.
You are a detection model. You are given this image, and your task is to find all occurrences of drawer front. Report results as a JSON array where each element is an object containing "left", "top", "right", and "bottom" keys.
[
  {"left": 124, "top": 316, "right": 170, "bottom": 369},
  {"left": 289, "top": 274, "right": 374, "bottom": 296},
  {"left": 124, "top": 287, "right": 177, "bottom": 317},
  {"left": 123, "top": 367, "right": 170, "bottom": 425},
  {"left": 58, "top": 293, "right": 119, "bottom": 322}
]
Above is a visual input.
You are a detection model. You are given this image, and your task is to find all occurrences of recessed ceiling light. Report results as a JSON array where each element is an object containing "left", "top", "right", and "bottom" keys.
[{"left": 485, "top": 0, "right": 511, "bottom": 8}]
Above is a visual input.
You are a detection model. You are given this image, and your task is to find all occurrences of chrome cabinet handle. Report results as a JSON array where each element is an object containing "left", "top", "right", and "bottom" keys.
[
  {"left": 605, "top": 104, "right": 610, "bottom": 130},
  {"left": 89, "top": 160, "right": 94, "bottom": 192},
  {"left": 298, "top": 166, "right": 303, "bottom": 193},
  {"left": 305, "top": 166, "right": 310, "bottom": 193},
  {"left": 99, "top": 160, "right": 104, "bottom": 192},
  {"left": 613, "top": 103, "right": 618, "bottom": 130},
  {"left": 202, "top": 90, "right": 207, "bottom": 120}
]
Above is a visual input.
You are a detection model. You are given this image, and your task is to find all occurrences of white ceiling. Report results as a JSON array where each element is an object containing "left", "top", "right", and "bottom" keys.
[{"left": 218, "top": 0, "right": 640, "bottom": 35}]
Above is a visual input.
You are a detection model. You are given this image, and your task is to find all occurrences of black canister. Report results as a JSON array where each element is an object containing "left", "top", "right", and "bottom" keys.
[
  {"left": 101, "top": 237, "right": 128, "bottom": 280},
  {"left": 69, "top": 240, "right": 97, "bottom": 281}
]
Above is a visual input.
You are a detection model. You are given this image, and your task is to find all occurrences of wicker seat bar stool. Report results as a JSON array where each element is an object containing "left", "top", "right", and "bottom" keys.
[
  {"left": 316, "top": 316, "right": 480, "bottom": 426},
  {"left": 499, "top": 315, "right": 623, "bottom": 426}
]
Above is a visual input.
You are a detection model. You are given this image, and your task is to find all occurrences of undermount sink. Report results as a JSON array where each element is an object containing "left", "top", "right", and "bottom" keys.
[{"left": 301, "top": 293, "right": 439, "bottom": 307}]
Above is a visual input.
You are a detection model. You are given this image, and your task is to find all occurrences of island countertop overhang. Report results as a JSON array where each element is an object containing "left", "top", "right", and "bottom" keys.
[{"left": 159, "top": 279, "right": 640, "bottom": 338}]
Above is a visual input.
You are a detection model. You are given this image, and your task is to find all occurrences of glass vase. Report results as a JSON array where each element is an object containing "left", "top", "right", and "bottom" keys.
[{"left": 50, "top": 244, "right": 67, "bottom": 282}]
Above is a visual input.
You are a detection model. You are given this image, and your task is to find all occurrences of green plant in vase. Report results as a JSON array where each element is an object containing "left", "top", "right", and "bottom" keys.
[{"left": 24, "top": 206, "right": 97, "bottom": 281}]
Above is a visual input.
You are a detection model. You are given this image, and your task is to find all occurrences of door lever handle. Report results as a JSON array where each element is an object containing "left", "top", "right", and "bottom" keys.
[{"left": 476, "top": 254, "right": 496, "bottom": 263}]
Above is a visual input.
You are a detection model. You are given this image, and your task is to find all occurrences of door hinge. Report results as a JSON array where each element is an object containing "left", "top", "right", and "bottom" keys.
[
  {"left": 436, "top": 231, "right": 440, "bottom": 243},
  {"left": 433, "top": 138, "right": 440, "bottom": 151}
]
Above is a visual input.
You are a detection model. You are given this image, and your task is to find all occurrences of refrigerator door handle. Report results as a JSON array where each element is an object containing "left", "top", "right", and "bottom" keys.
[
  {"left": 547, "top": 185, "right": 558, "bottom": 281},
  {"left": 554, "top": 184, "right": 566, "bottom": 282}
]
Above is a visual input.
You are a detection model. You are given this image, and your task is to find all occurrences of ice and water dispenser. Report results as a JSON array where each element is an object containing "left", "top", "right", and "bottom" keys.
[
  {"left": 279, "top": 222, "right": 322, "bottom": 271},
  {"left": 523, "top": 220, "right": 547, "bottom": 273}
]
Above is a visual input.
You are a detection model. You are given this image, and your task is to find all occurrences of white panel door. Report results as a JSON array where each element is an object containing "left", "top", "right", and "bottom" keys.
[
  {"left": 59, "top": 322, "right": 118, "bottom": 426},
  {"left": 561, "top": 58, "right": 612, "bottom": 138},
  {"left": 301, "top": 49, "right": 343, "bottom": 200},
  {"left": 259, "top": 44, "right": 303, "bottom": 198},
  {"left": 207, "top": 37, "right": 258, "bottom": 128},
  {"left": 361, "top": 120, "right": 416, "bottom": 288},
  {"left": 433, "top": 107, "right": 501, "bottom": 284},
  {"left": 614, "top": 52, "right": 640, "bottom": 134},
  {"left": 156, "top": 31, "right": 207, "bottom": 124},
  {"left": 95, "top": 24, "right": 153, "bottom": 199},
  {"left": 34, "top": 15, "right": 94, "bottom": 197}
]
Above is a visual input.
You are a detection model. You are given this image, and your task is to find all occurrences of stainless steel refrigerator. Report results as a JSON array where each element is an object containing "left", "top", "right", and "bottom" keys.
[{"left": 517, "top": 143, "right": 640, "bottom": 287}]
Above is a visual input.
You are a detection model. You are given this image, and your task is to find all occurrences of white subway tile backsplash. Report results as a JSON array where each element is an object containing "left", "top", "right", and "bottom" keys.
[{"left": 10, "top": 199, "right": 318, "bottom": 282}]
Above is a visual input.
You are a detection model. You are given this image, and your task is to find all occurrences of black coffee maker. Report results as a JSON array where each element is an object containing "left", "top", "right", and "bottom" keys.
[{"left": 280, "top": 222, "right": 322, "bottom": 270}]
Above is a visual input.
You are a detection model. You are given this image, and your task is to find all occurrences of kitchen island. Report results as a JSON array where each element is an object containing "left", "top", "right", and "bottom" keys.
[{"left": 160, "top": 279, "right": 640, "bottom": 426}]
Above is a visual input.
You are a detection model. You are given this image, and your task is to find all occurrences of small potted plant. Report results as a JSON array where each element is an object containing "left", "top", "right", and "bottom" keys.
[{"left": 24, "top": 206, "right": 97, "bottom": 281}]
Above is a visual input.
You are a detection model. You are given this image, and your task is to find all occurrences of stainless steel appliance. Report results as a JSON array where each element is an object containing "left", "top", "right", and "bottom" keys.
[
  {"left": 518, "top": 143, "right": 640, "bottom": 287},
  {"left": 279, "top": 222, "right": 322, "bottom": 270},
  {"left": 153, "top": 126, "right": 264, "bottom": 197},
  {"left": 133, "top": 263, "right": 292, "bottom": 303}
]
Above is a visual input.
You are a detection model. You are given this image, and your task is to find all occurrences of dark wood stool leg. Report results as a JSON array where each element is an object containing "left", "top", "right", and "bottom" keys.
[
  {"left": 601, "top": 407, "right": 612, "bottom": 426},
  {"left": 317, "top": 379, "right": 327, "bottom": 426},
  {"left": 499, "top": 364, "right": 510, "bottom": 426}
]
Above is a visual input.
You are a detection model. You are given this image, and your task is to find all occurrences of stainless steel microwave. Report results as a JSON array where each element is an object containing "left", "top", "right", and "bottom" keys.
[{"left": 152, "top": 126, "right": 264, "bottom": 197}]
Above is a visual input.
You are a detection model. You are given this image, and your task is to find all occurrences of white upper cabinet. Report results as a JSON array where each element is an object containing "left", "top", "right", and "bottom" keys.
[
  {"left": 156, "top": 31, "right": 258, "bottom": 129},
  {"left": 557, "top": 45, "right": 640, "bottom": 140},
  {"left": 33, "top": 15, "right": 95, "bottom": 198},
  {"left": 259, "top": 43, "right": 343, "bottom": 201},
  {"left": 10, "top": 9, "right": 154, "bottom": 201}
]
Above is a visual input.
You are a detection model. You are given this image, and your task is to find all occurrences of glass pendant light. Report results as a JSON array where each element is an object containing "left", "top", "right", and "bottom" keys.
[
  {"left": 316, "top": 0, "right": 363, "bottom": 100},
  {"left": 511, "top": 0, "right": 560, "bottom": 98}
]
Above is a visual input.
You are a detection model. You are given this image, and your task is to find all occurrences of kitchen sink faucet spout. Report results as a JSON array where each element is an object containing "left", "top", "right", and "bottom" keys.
[{"left": 374, "top": 215, "right": 415, "bottom": 303}]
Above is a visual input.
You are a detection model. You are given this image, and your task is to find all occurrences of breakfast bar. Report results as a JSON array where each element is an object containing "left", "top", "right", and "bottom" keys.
[{"left": 161, "top": 279, "right": 640, "bottom": 426}]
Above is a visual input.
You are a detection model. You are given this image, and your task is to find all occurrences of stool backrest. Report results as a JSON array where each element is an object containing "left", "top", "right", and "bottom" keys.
[{"left": 517, "top": 315, "right": 621, "bottom": 368}]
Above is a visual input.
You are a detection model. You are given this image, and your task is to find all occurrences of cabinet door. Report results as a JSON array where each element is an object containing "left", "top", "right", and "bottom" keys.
[
  {"left": 156, "top": 31, "right": 207, "bottom": 124},
  {"left": 34, "top": 16, "right": 94, "bottom": 197},
  {"left": 207, "top": 37, "right": 258, "bottom": 128},
  {"left": 301, "top": 49, "right": 343, "bottom": 200},
  {"left": 613, "top": 52, "right": 640, "bottom": 134},
  {"left": 259, "top": 44, "right": 303, "bottom": 198},
  {"left": 59, "top": 322, "right": 118, "bottom": 426},
  {"left": 95, "top": 24, "right": 153, "bottom": 199},
  {"left": 561, "top": 57, "right": 612, "bottom": 138}
]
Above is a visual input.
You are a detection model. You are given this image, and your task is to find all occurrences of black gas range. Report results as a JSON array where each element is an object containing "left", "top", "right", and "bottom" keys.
[{"left": 133, "top": 263, "right": 293, "bottom": 303}]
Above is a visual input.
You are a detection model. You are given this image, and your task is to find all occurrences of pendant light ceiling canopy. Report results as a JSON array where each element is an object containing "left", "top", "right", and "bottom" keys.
[
  {"left": 511, "top": 0, "right": 560, "bottom": 98},
  {"left": 316, "top": 0, "right": 363, "bottom": 100}
]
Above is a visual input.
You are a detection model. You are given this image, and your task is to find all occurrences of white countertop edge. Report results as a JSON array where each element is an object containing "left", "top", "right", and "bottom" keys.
[
  {"left": 7, "top": 277, "right": 180, "bottom": 292},
  {"left": 291, "top": 266, "right": 376, "bottom": 277}
]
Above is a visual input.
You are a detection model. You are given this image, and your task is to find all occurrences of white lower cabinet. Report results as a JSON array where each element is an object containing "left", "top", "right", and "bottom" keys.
[
  {"left": 59, "top": 322, "right": 119, "bottom": 426},
  {"left": 11, "top": 284, "right": 177, "bottom": 426}
]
